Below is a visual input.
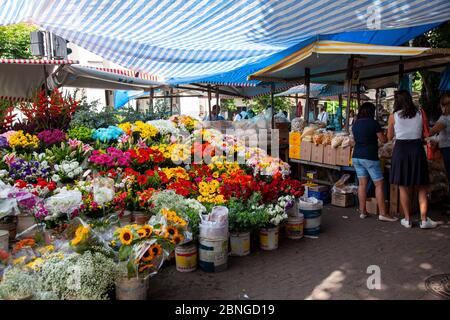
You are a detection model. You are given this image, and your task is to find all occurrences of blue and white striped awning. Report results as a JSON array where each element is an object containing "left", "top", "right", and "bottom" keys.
[{"left": 0, "top": 0, "right": 449, "bottom": 82}]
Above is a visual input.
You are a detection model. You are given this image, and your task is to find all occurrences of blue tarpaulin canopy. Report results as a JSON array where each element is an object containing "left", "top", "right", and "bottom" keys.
[
  {"left": 440, "top": 66, "right": 450, "bottom": 91},
  {"left": 0, "top": 0, "right": 448, "bottom": 84}
]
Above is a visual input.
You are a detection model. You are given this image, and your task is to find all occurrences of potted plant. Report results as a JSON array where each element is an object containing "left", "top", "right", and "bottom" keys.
[
  {"left": 258, "top": 196, "right": 292, "bottom": 251},
  {"left": 228, "top": 195, "right": 265, "bottom": 256}
]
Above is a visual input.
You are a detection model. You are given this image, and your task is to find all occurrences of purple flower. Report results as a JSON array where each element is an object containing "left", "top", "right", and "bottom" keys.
[
  {"left": 0, "top": 136, "right": 8, "bottom": 148},
  {"left": 38, "top": 129, "right": 66, "bottom": 146}
]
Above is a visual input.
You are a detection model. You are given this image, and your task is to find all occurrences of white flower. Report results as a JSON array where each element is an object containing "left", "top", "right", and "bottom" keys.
[
  {"left": 93, "top": 186, "right": 115, "bottom": 206},
  {"left": 51, "top": 174, "right": 61, "bottom": 182}
]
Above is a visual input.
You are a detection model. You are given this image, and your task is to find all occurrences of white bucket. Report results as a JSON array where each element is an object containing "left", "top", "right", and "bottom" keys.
[
  {"left": 230, "top": 232, "right": 250, "bottom": 256},
  {"left": 285, "top": 214, "right": 304, "bottom": 240},
  {"left": 0, "top": 230, "right": 8, "bottom": 251},
  {"left": 259, "top": 226, "right": 279, "bottom": 250},
  {"left": 199, "top": 237, "right": 228, "bottom": 272},
  {"left": 175, "top": 243, "right": 198, "bottom": 272}
]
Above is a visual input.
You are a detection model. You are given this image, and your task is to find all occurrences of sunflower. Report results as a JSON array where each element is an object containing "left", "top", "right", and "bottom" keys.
[
  {"left": 165, "top": 226, "right": 178, "bottom": 238},
  {"left": 149, "top": 244, "right": 162, "bottom": 257},
  {"left": 119, "top": 228, "right": 133, "bottom": 245},
  {"left": 171, "top": 234, "right": 184, "bottom": 245},
  {"left": 71, "top": 235, "right": 83, "bottom": 246},
  {"left": 137, "top": 228, "right": 147, "bottom": 239},
  {"left": 142, "top": 225, "right": 153, "bottom": 237},
  {"left": 139, "top": 263, "right": 154, "bottom": 273},
  {"left": 141, "top": 248, "right": 153, "bottom": 262}
]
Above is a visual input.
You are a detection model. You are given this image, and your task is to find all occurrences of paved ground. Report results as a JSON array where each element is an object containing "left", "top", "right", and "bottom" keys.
[{"left": 150, "top": 205, "right": 450, "bottom": 300}]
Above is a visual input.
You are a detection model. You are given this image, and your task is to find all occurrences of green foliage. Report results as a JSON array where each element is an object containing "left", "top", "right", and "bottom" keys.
[
  {"left": 246, "top": 95, "right": 293, "bottom": 115},
  {"left": 68, "top": 126, "right": 94, "bottom": 142},
  {"left": 227, "top": 194, "right": 265, "bottom": 233},
  {"left": 413, "top": 21, "right": 450, "bottom": 117},
  {"left": 0, "top": 23, "right": 37, "bottom": 59},
  {"left": 221, "top": 99, "right": 237, "bottom": 112}
]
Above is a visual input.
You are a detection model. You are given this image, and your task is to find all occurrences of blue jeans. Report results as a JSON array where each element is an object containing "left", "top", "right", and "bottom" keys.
[{"left": 352, "top": 158, "right": 384, "bottom": 182}]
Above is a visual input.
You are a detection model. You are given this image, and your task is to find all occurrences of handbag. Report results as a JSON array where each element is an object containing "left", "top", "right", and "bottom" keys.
[{"left": 420, "top": 108, "right": 437, "bottom": 160}]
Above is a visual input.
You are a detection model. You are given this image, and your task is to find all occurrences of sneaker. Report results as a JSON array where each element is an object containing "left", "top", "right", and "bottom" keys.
[
  {"left": 420, "top": 218, "right": 438, "bottom": 229},
  {"left": 360, "top": 213, "right": 368, "bottom": 219},
  {"left": 400, "top": 218, "right": 412, "bottom": 229},
  {"left": 378, "top": 215, "right": 398, "bottom": 222}
]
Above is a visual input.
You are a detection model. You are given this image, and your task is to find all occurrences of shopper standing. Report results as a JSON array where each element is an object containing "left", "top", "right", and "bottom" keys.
[
  {"left": 429, "top": 93, "right": 450, "bottom": 208},
  {"left": 352, "top": 102, "right": 397, "bottom": 221},
  {"left": 387, "top": 90, "right": 437, "bottom": 229}
]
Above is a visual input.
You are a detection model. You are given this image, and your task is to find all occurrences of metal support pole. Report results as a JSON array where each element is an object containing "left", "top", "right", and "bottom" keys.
[
  {"left": 345, "top": 56, "right": 354, "bottom": 132},
  {"left": 338, "top": 93, "right": 343, "bottom": 128},
  {"left": 305, "top": 68, "right": 311, "bottom": 123},
  {"left": 271, "top": 83, "right": 275, "bottom": 129},
  {"left": 169, "top": 87, "right": 173, "bottom": 115},
  {"left": 356, "top": 84, "right": 361, "bottom": 109},
  {"left": 215, "top": 86, "right": 220, "bottom": 107},
  {"left": 375, "top": 88, "right": 380, "bottom": 120},
  {"left": 208, "top": 85, "right": 212, "bottom": 121},
  {"left": 149, "top": 88, "right": 154, "bottom": 115}
]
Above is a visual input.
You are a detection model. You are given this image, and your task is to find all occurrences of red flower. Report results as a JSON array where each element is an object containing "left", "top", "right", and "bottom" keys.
[
  {"left": 145, "top": 169, "right": 155, "bottom": 177},
  {"left": 137, "top": 174, "right": 148, "bottom": 186}
]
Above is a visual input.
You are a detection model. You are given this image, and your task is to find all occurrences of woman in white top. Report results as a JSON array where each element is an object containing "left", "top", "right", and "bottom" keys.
[
  {"left": 387, "top": 90, "right": 437, "bottom": 229},
  {"left": 429, "top": 93, "right": 450, "bottom": 209}
]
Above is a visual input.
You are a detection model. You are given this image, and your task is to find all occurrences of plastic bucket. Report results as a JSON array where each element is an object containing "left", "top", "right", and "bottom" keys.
[
  {"left": 0, "top": 222, "right": 16, "bottom": 241},
  {"left": 285, "top": 215, "right": 304, "bottom": 239},
  {"left": 115, "top": 276, "right": 149, "bottom": 300},
  {"left": 259, "top": 227, "right": 279, "bottom": 250},
  {"left": 199, "top": 237, "right": 228, "bottom": 272},
  {"left": 0, "top": 230, "right": 8, "bottom": 250},
  {"left": 230, "top": 232, "right": 250, "bottom": 256},
  {"left": 133, "top": 212, "right": 149, "bottom": 225},
  {"left": 301, "top": 209, "right": 322, "bottom": 236},
  {"left": 16, "top": 214, "right": 36, "bottom": 237},
  {"left": 175, "top": 243, "right": 198, "bottom": 272},
  {"left": 299, "top": 198, "right": 323, "bottom": 236}
]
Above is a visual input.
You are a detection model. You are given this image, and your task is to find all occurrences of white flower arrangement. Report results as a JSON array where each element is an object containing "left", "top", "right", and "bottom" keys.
[
  {"left": 0, "top": 268, "right": 40, "bottom": 300},
  {"left": 44, "top": 188, "right": 83, "bottom": 220},
  {"left": 54, "top": 159, "right": 83, "bottom": 180},
  {"left": 38, "top": 251, "right": 119, "bottom": 300},
  {"left": 147, "top": 119, "right": 180, "bottom": 137}
]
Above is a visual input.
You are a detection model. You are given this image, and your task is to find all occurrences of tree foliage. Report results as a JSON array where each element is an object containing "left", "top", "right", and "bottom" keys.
[
  {"left": 0, "top": 23, "right": 37, "bottom": 59},
  {"left": 413, "top": 21, "right": 450, "bottom": 119},
  {"left": 244, "top": 95, "right": 293, "bottom": 115}
]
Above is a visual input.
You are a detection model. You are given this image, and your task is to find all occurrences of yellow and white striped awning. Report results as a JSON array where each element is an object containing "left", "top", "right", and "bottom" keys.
[{"left": 248, "top": 41, "right": 450, "bottom": 88}]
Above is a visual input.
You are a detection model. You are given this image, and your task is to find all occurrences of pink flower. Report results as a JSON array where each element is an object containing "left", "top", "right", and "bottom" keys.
[
  {"left": 118, "top": 134, "right": 129, "bottom": 144},
  {"left": 68, "top": 139, "right": 82, "bottom": 149},
  {"left": 137, "top": 138, "right": 147, "bottom": 148},
  {"left": 82, "top": 144, "right": 93, "bottom": 153},
  {"left": 3, "top": 153, "right": 16, "bottom": 166}
]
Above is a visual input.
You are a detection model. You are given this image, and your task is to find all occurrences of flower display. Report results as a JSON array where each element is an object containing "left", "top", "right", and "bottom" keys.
[
  {"left": 92, "top": 126, "right": 124, "bottom": 142},
  {"left": 89, "top": 147, "right": 131, "bottom": 169},
  {"left": 8, "top": 130, "right": 39, "bottom": 150},
  {"left": 7, "top": 158, "right": 50, "bottom": 183},
  {"left": 0, "top": 112, "right": 303, "bottom": 299},
  {"left": 37, "top": 129, "right": 67, "bottom": 147},
  {"left": 68, "top": 126, "right": 93, "bottom": 142},
  {"left": 54, "top": 159, "right": 83, "bottom": 181}
]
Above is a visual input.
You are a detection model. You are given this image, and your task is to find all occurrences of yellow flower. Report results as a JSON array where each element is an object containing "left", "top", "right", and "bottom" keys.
[
  {"left": 13, "top": 256, "right": 27, "bottom": 265},
  {"left": 71, "top": 235, "right": 83, "bottom": 246},
  {"left": 137, "top": 228, "right": 147, "bottom": 239},
  {"left": 119, "top": 228, "right": 133, "bottom": 245}
]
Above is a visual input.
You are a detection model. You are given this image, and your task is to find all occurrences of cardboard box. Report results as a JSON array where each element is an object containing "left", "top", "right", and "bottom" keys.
[
  {"left": 300, "top": 140, "right": 312, "bottom": 161},
  {"left": 323, "top": 145, "right": 337, "bottom": 165},
  {"left": 332, "top": 192, "right": 354, "bottom": 207},
  {"left": 336, "top": 146, "right": 352, "bottom": 166},
  {"left": 366, "top": 198, "right": 378, "bottom": 215},
  {"left": 289, "top": 145, "right": 301, "bottom": 159},
  {"left": 311, "top": 144, "right": 324, "bottom": 163},
  {"left": 308, "top": 185, "right": 330, "bottom": 204},
  {"left": 289, "top": 132, "right": 301, "bottom": 146}
]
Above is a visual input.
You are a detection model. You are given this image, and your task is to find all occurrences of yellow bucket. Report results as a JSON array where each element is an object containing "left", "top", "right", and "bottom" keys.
[{"left": 175, "top": 243, "right": 197, "bottom": 272}]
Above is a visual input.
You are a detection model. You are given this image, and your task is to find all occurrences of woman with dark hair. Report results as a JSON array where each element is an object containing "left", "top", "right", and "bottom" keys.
[
  {"left": 387, "top": 90, "right": 437, "bottom": 229},
  {"left": 429, "top": 93, "right": 450, "bottom": 209},
  {"left": 352, "top": 102, "right": 397, "bottom": 221}
]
